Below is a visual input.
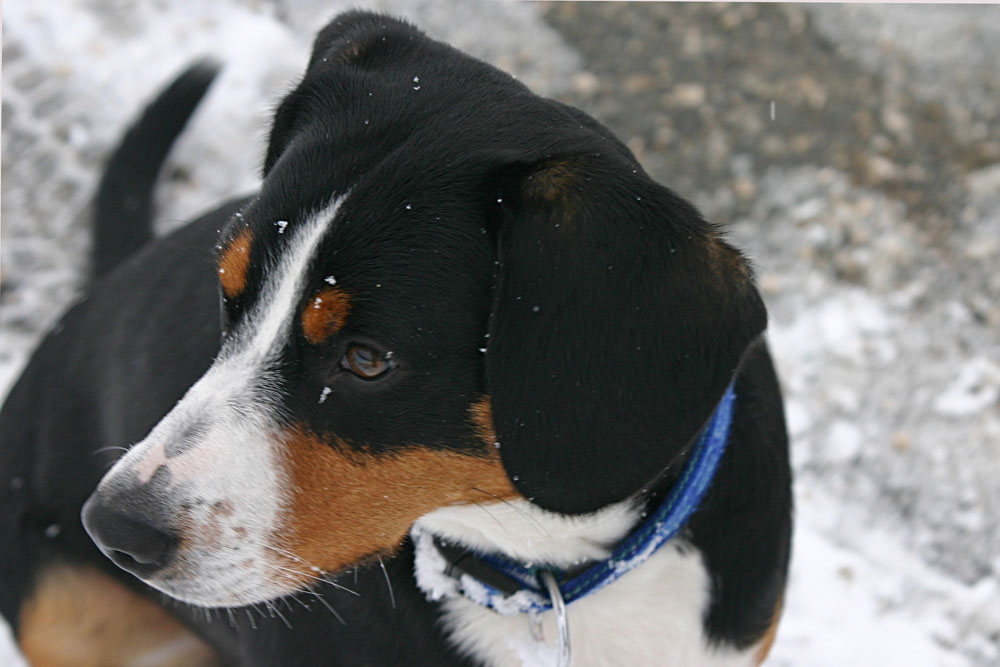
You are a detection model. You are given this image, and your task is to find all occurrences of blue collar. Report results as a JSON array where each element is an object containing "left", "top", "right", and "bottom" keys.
[{"left": 412, "top": 383, "right": 737, "bottom": 615}]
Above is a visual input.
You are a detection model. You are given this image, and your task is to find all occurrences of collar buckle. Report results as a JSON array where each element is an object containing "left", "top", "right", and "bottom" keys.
[{"left": 433, "top": 536, "right": 523, "bottom": 596}]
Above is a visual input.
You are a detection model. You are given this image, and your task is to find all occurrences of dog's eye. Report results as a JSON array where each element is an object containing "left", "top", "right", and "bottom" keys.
[{"left": 342, "top": 345, "right": 394, "bottom": 380}]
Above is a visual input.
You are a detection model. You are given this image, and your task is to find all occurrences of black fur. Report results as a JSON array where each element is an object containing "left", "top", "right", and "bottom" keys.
[
  {"left": 487, "top": 151, "right": 767, "bottom": 514},
  {"left": 1, "top": 12, "right": 791, "bottom": 664}
]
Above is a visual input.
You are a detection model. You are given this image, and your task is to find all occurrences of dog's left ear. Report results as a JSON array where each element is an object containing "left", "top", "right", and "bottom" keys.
[{"left": 485, "top": 153, "right": 766, "bottom": 515}]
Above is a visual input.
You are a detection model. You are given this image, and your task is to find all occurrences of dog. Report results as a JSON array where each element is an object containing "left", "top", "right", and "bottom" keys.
[{"left": 0, "top": 11, "right": 791, "bottom": 666}]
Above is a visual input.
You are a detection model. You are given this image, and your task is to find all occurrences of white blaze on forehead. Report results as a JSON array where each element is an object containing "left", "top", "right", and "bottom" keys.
[
  {"left": 227, "top": 196, "right": 345, "bottom": 366},
  {"left": 122, "top": 197, "right": 344, "bottom": 489}
]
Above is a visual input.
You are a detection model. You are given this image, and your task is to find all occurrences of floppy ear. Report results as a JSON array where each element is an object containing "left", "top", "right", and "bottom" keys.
[
  {"left": 485, "top": 154, "right": 766, "bottom": 515},
  {"left": 263, "top": 11, "right": 414, "bottom": 174}
]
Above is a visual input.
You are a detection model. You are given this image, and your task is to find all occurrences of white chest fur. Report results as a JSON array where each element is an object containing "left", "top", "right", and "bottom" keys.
[
  {"left": 440, "top": 543, "right": 760, "bottom": 667},
  {"left": 414, "top": 501, "right": 762, "bottom": 666}
]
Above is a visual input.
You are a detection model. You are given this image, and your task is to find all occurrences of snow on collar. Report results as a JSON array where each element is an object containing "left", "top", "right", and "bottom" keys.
[{"left": 411, "top": 382, "right": 737, "bottom": 615}]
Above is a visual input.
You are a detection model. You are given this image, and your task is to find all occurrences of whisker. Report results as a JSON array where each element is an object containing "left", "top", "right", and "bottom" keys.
[
  {"left": 471, "top": 487, "right": 551, "bottom": 538},
  {"left": 261, "top": 545, "right": 360, "bottom": 596},
  {"left": 317, "top": 575, "right": 359, "bottom": 595},
  {"left": 261, "top": 543, "right": 306, "bottom": 562},
  {"left": 273, "top": 606, "right": 292, "bottom": 629},
  {"left": 91, "top": 445, "right": 129, "bottom": 455},
  {"left": 261, "top": 558, "right": 360, "bottom": 597},
  {"left": 377, "top": 555, "right": 396, "bottom": 609},
  {"left": 161, "top": 236, "right": 218, "bottom": 264},
  {"left": 309, "top": 589, "right": 346, "bottom": 626},
  {"left": 469, "top": 500, "right": 509, "bottom": 532},
  {"left": 264, "top": 600, "right": 292, "bottom": 628}
]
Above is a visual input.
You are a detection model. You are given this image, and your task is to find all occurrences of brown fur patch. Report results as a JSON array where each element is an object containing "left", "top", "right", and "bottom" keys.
[
  {"left": 274, "top": 427, "right": 517, "bottom": 582},
  {"left": 755, "top": 595, "right": 783, "bottom": 665},
  {"left": 329, "top": 30, "right": 386, "bottom": 66},
  {"left": 335, "top": 42, "right": 364, "bottom": 64},
  {"left": 469, "top": 396, "right": 497, "bottom": 447},
  {"left": 525, "top": 161, "right": 577, "bottom": 205},
  {"left": 19, "top": 564, "right": 218, "bottom": 667},
  {"left": 301, "top": 287, "right": 351, "bottom": 344},
  {"left": 218, "top": 228, "right": 253, "bottom": 299},
  {"left": 705, "top": 233, "right": 751, "bottom": 281},
  {"left": 522, "top": 161, "right": 584, "bottom": 228}
]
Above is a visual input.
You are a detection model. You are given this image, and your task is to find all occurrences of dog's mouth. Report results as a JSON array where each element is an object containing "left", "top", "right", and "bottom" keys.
[
  {"left": 81, "top": 460, "right": 298, "bottom": 607},
  {"left": 82, "top": 408, "right": 518, "bottom": 608},
  {"left": 79, "top": 371, "right": 301, "bottom": 608},
  {"left": 81, "top": 478, "right": 338, "bottom": 608}
]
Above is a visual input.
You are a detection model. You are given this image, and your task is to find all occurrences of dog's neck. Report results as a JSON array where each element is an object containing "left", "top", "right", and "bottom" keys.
[
  {"left": 413, "top": 496, "right": 758, "bottom": 667},
  {"left": 413, "top": 383, "right": 736, "bottom": 612},
  {"left": 414, "top": 496, "right": 641, "bottom": 571},
  {"left": 409, "top": 387, "right": 762, "bottom": 666}
]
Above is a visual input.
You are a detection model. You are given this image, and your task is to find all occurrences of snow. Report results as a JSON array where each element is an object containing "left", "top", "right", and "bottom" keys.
[
  {"left": 0, "top": 622, "right": 27, "bottom": 667},
  {"left": 2, "top": 2, "right": 998, "bottom": 665},
  {"left": 772, "top": 494, "right": 973, "bottom": 667},
  {"left": 411, "top": 525, "right": 461, "bottom": 601},
  {"left": 934, "top": 359, "right": 1000, "bottom": 418}
]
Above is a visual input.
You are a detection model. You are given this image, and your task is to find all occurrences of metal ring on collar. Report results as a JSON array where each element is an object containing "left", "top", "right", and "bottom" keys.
[{"left": 539, "top": 570, "right": 571, "bottom": 667}]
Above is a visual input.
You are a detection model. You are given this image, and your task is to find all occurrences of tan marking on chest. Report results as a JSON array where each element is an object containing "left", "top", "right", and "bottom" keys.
[
  {"left": 273, "top": 427, "right": 517, "bottom": 582},
  {"left": 301, "top": 287, "right": 351, "bottom": 344},
  {"left": 218, "top": 228, "right": 253, "bottom": 299},
  {"left": 19, "top": 563, "right": 218, "bottom": 667}
]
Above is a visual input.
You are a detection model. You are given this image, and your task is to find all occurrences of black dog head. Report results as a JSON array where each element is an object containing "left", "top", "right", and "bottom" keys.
[{"left": 87, "top": 11, "right": 766, "bottom": 606}]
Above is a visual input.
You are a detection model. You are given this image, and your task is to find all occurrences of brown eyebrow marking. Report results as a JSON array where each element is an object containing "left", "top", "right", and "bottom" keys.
[
  {"left": 301, "top": 287, "right": 352, "bottom": 344},
  {"left": 272, "top": 426, "right": 518, "bottom": 583},
  {"left": 218, "top": 228, "right": 253, "bottom": 299}
]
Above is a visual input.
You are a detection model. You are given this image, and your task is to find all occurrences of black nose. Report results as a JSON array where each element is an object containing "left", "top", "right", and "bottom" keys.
[{"left": 81, "top": 493, "right": 178, "bottom": 578}]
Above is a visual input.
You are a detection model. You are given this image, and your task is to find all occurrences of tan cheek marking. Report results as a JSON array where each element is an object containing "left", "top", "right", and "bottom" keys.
[
  {"left": 218, "top": 228, "right": 253, "bottom": 299},
  {"left": 754, "top": 595, "right": 783, "bottom": 665},
  {"left": 469, "top": 395, "right": 497, "bottom": 448},
  {"left": 19, "top": 564, "right": 218, "bottom": 667},
  {"left": 301, "top": 287, "right": 351, "bottom": 344},
  {"left": 274, "top": 427, "right": 518, "bottom": 580}
]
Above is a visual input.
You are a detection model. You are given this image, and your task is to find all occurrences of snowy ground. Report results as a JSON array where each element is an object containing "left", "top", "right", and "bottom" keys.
[{"left": 2, "top": 2, "right": 998, "bottom": 665}]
